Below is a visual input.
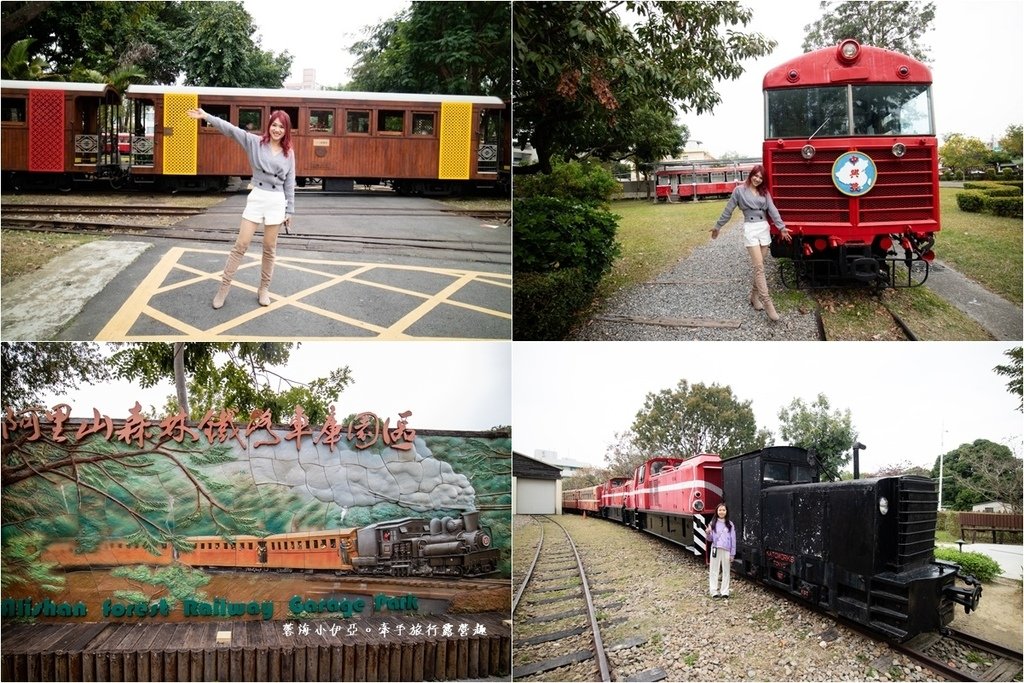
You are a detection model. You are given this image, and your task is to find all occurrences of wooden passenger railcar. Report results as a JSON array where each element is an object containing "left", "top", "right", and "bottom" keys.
[
  {"left": 1, "top": 80, "right": 123, "bottom": 188},
  {"left": 43, "top": 539, "right": 173, "bottom": 569},
  {"left": 176, "top": 535, "right": 264, "bottom": 569},
  {"left": 264, "top": 529, "right": 359, "bottom": 571},
  {"left": 1, "top": 80, "right": 509, "bottom": 195}
]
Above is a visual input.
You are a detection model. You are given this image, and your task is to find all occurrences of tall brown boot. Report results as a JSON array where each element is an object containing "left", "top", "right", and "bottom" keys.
[
  {"left": 212, "top": 241, "right": 249, "bottom": 309},
  {"left": 257, "top": 238, "right": 277, "bottom": 306},
  {"left": 749, "top": 284, "right": 764, "bottom": 311},
  {"left": 752, "top": 260, "right": 779, "bottom": 322}
]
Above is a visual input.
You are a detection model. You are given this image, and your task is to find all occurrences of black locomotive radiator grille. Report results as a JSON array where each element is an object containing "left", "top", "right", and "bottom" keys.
[
  {"left": 895, "top": 477, "right": 939, "bottom": 571},
  {"left": 770, "top": 148, "right": 936, "bottom": 225}
]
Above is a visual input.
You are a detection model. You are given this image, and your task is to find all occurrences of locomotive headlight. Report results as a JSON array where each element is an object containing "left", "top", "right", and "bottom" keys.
[
  {"left": 878, "top": 497, "right": 890, "bottom": 515},
  {"left": 838, "top": 39, "right": 861, "bottom": 63},
  {"left": 480, "top": 534, "right": 491, "bottom": 547},
  {"left": 892, "top": 143, "right": 907, "bottom": 158},
  {"left": 693, "top": 499, "right": 704, "bottom": 512},
  {"left": 801, "top": 144, "right": 816, "bottom": 160}
]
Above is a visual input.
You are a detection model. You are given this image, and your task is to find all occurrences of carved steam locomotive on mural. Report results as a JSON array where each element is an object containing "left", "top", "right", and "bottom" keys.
[
  {"left": 562, "top": 446, "right": 982, "bottom": 642},
  {"left": 44, "top": 511, "right": 498, "bottom": 579}
]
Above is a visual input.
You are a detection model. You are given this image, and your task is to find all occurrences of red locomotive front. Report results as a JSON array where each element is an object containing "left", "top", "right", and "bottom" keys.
[{"left": 762, "top": 39, "right": 938, "bottom": 288}]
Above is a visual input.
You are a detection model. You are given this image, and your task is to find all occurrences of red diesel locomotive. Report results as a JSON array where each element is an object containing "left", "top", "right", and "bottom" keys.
[
  {"left": 563, "top": 454, "right": 723, "bottom": 557},
  {"left": 762, "top": 40, "right": 939, "bottom": 288}
]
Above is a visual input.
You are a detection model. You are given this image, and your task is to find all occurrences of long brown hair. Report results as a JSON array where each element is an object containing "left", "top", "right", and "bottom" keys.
[
  {"left": 262, "top": 110, "right": 293, "bottom": 156},
  {"left": 744, "top": 164, "right": 769, "bottom": 194}
]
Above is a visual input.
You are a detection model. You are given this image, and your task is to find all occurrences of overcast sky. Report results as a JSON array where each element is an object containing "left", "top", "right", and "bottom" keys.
[
  {"left": 512, "top": 342, "right": 1023, "bottom": 475},
  {"left": 242, "top": 0, "right": 411, "bottom": 88},
  {"left": 35, "top": 342, "right": 511, "bottom": 433},
  {"left": 240, "top": 1, "right": 1021, "bottom": 157},
  {"left": 677, "top": 0, "right": 1024, "bottom": 157}
]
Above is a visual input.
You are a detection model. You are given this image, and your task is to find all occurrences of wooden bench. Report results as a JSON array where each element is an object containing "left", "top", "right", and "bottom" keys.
[{"left": 958, "top": 512, "right": 1023, "bottom": 543}]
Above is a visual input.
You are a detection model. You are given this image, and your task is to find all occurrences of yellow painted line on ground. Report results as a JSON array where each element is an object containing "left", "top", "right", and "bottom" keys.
[
  {"left": 442, "top": 297, "right": 512, "bottom": 319},
  {"left": 382, "top": 273, "right": 478, "bottom": 339},
  {"left": 140, "top": 305, "right": 207, "bottom": 336},
  {"left": 96, "top": 246, "right": 185, "bottom": 339},
  {"left": 205, "top": 265, "right": 380, "bottom": 336}
]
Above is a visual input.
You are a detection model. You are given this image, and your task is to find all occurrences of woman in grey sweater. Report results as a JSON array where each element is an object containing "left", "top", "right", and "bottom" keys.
[
  {"left": 711, "top": 165, "right": 791, "bottom": 321},
  {"left": 187, "top": 107, "right": 296, "bottom": 309}
]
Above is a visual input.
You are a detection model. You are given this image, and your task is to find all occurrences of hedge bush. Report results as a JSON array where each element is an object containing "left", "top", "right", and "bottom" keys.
[
  {"left": 513, "top": 267, "right": 597, "bottom": 340},
  {"left": 956, "top": 191, "right": 987, "bottom": 212},
  {"left": 514, "top": 196, "right": 621, "bottom": 273},
  {"left": 514, "top": 158, "right": 621, "bottom": 205},
  {"left": 984, "top": 195, "right": 1024, "bottom": 218},
  {"left": 934, "top": 547, "right": 1003, "bottom": 583},
  {"left": 513, "top": 195, "right": 622, "bottom": 340}
]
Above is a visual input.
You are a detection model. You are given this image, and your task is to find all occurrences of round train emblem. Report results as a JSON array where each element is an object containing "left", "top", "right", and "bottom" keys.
[{"left": 832, "top": 151, "right": 878, "bottom": 196}]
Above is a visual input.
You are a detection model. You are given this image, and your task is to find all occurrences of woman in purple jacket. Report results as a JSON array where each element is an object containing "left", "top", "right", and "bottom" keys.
[
  {"left": 711, "top": 165, "right": 791, "bottom": 322},
  {"left": 187, "top": 107, "right": 296, "bottom": 309},
  {"left": 708, "top": 502, "right": 736, "bottom": 598}
]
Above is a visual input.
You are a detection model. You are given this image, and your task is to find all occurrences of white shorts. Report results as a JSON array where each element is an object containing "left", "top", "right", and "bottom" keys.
[
  {"left": 242, "top": 187, "right": 287, "bottom": 225},
  {"left": 743, "top": 220, "right": 771, "bottom": 247}
]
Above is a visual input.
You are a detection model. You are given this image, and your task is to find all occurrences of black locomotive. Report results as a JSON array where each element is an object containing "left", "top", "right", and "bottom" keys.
[
  {"left": 353, "top": 510, "right": 499, "bottom": 577},
  {"left": 723, "top": 446, "right": 981, "bottom": 640}
]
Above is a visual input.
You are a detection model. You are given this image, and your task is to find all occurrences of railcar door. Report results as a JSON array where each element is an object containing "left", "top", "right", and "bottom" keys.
[{"left": 478, "top": 108, "right": 501, "bottom": 176}]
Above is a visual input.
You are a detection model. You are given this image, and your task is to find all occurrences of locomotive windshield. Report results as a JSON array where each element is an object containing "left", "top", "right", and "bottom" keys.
[{"left": 766, "top": 84, "right": 933, "bottom": 138}]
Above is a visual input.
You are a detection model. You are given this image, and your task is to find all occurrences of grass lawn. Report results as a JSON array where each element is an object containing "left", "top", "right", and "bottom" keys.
[
  {"left": 935, "top": 187, "right": 1022, "bottom": 305},
  {"left": 1, "top": 230, "right": 104, "bottom": 285},
  {"left": 604, "top": 194, "right": 1009, "bottom": 340}
]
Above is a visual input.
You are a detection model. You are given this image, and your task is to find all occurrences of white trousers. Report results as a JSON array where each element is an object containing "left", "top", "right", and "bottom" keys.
[{"left": 709, "top": 548, "right": 731, "bottom": 596}]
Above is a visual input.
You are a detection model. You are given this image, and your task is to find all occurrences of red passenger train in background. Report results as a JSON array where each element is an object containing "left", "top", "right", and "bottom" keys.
[
  {"left": 1, "top": 80, "right": 509, "bottom": 196},
  {"left": 761, "top": 39, "right": 939, "bottom": 288},
  {"left": 654, "top": 162, "right": 755, "bottom": 202}
]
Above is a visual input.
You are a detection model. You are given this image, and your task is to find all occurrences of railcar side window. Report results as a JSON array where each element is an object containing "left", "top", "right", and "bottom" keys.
[
  {"left": 239, "top": 108, "right": 262, "bottom": 132},
  {"left": 412, "top": 112, "right": 434, "bottom": 135},
  {"left": 201, "top": 104, "right": 230, "bottom": 127},
  {"left": 763, "top": 461, "right": 790, "bottom": 484},
  {"left": 2, "top": 97, "right": 25, "bottom": 122},
  {"left": 852, "top": 84, "right": 932, "bottom": 136},
  {"left": 378, "top": 110, "right": 405, "bottom": 134},
  {"left": 309, "top": 109, "right": 334, "bottom": 133},
  {"left": 279, "top": 106, "right": 299, "bottom": 131},
  {"left": 766, "top": 86, "right": 849, "bottom": 138},
  {"left": 346, "top": 110, "right": 370, "bottom": 134}
]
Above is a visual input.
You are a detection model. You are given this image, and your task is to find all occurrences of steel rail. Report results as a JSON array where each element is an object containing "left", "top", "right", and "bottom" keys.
[
  {"left": 512, "top": 517, "right": 544, "bottom": 614},
  {"left": 544, "top": 515, "right": 612, "bottom": 683}
]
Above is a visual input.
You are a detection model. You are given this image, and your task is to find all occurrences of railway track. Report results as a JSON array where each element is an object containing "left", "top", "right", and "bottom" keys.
[
  {"left": 899, "top": 627, "right": 1024, "bottom": 682},
  {"left": 0, "top": 212, "right": 512, "bottom": 261},
  {"left": 512, "top": 516, "right": 612, "bottom": 682}
]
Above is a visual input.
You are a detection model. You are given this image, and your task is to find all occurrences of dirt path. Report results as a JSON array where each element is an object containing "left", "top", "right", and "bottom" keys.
[{"left": 950, "top": 578, "right": 1023, "bottom": 651}]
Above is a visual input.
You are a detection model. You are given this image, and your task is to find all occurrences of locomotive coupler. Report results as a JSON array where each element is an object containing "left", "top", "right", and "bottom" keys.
[{"left": 943, "top": 572, "right": 982, "bottom": 614}]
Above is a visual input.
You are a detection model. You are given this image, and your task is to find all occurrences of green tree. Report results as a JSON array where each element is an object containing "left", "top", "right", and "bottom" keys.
[
  {"left": 932, "top": 439, "right": 1023, "bottom": 512},
  {"left": 999, "top": 125, "right": 1023, "bottom": 158},
  {"left": 514, "top": 1, "right": 775, "bottom": 173},
  {"left": 178, "top": 1, "right": 292, "bottom": 87},
  {"left": 563, "top": 466, "right": 611, "bottom": 491},
  {"left": 802, "top": 1, "right": 936, "bottom": 62},
  {"left": 1, "top": 37, "right": 52, "bottom": 80},
  {"left": 1, "top": 342, "right": 112, "bottom": 409},
  {"left": 347, "top": 1, "right": 510, "bottom": 97},
  {"left": 610, "top": 105, "right": 687, "bottom": 197},
  {"left": 603, "top": 429, "right": 649, "bottom": 477},
  {"left": 1, "top": 1, "right": 189, "bottom": 84},
  {"left": 630, "top": 380, "right": 771, "bottom": 459},
  {"left": 110, "top": 343, "right": 353, "bottom": 424},
  {"left": 994, "top": 347, "right": 1023, "bottom": 412},
  {"left": 777, "top": 393, "right": 857, "bottom": 478},
  {"left": 940, "top": 133, "right": 990, "bottom": 175}
]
